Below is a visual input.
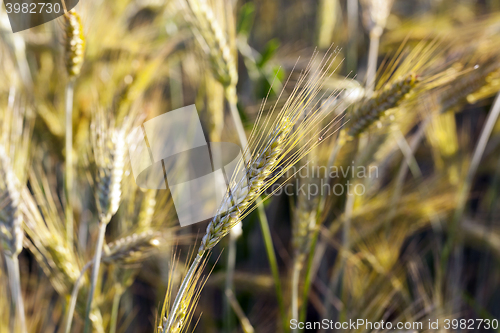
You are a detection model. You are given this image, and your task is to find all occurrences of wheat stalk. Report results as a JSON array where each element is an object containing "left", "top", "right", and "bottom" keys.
[
  {"left": 290, "top": 171, "right": 320, "bottom": 329},
  {"left": 360, "top": 0, "right": 394, "bottom": 92},
  {"left": 161, "top": 50, "right": 349, "bottom": 332},
  {"left": 63, "top": 8, "right": 85, "bottom": 246},
  {"left": 84, "top": 117, "right": 127, "bottom": 333}
]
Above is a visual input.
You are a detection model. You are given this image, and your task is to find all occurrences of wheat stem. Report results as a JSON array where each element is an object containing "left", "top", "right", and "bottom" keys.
[
  {"left": 225, "top": 289, "right": 255, "bottom": 333},
  {"left": 83, "top": 221, "right": 107, "bottom": 333},
  {"left": 441, "top": 92, "right": 500, "bottom": 272},
  {"left": 163, "top": 253, "right": 203, "bottom": 333},
  {"left": 290, "top": 255, "right": 304, "bottom": 333},
  {"left": 109, "top": 285, "right": 123, "bottom": 333},
  {"left": 65, "top": 81, "right": 74, "bottom": 246},
  {"left": 346, "top": 0, "right": 358, "bottom": 72},
  {"left": 64, "top": 260, "right": 93, "bottom": 333},
  {"left": 299, "top": 140, "right": 344, "bottom": 322},
  {"left": 224, "top": 228, "right": 237, "bottom": 331},
  {"left": 5, "top": 256, "right": 26, "bottom": 333},
  {"left": 366, "top": 28, "right": 381, "bottom": 93},
  {"left": 257, "top": 202, "right": 287, "bottom": 330}
]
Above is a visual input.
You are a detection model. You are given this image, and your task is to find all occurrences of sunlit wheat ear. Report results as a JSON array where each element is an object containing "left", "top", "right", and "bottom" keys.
[
  {"left": 103, "top": 231, "right": 161, "bottom": 265},
  {"left": 91, "top": 119, "right": 126, "bottom": 224},
  {"left": 180, "top": 0, "right": 237, "bottom": 89},
  {"left": 0, "top": 145, "right": 23, "bottom": 257},
  {"left": 198, "top": 114, "right": 295, "bottom": 254},
  {"left": 343, "top": 73, "right": 420, "bottom": 139},
  {"left": 21, "top": 171, "right": 80, "bottom": 290},
  {"left": 162, "top": 50, "right": 349, "bottom": 333},
  {"left": 64, "top": 9, "right": 86, "bottom": 78},
  {"left": 197, "top": 50, "right": 353, "bottom": 255}
]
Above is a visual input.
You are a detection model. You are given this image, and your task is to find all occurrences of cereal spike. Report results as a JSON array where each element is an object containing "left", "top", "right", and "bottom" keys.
[
  {"left": 64, "top": 9, "right": 86, "bottom": 78},
  {"left": 185, "top": 0, "right": 237, "bottom": 88},
  {"left": 345, "top": 73, "right": 420, "bottom": 138},
  {"left": 95, "top": 129, "right": 126, "bottom": 224},
  {"left": 103, "top": 231, "right": 161, "bottom": 265},
  {"left": 198, "top": 116, "right": 294, "bottom": 254}
]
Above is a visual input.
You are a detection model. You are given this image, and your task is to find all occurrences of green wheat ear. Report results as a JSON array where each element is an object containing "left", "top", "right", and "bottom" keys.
[{"left": 344, "top": 73, "right": 420, "bottom": 139}]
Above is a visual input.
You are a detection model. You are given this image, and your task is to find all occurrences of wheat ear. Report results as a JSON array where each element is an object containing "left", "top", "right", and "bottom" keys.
[
  {"left": 163, "top": 49, "right": 349, "bottom": 332},
  {"left": 0, "top": 145, "right": 26, "bottom": 333},
  {"left": 161, "top": 114, "right": 295, "bottom": 332},
  {"left": 84, "top": 122, "right": 126, "bottom": 333},
  {"left": 21, "top": 172, "right": 105, "bottom": 333},
  {"left": 199, "top": 117, "right": 294, "bottom": 254},
  {"left": 103, "top": 231, "right": 161, "bottom": 265},
  {"left": 64, "top": 9, "right": 85, "bottom": 79},
  {"left": 441, "top": 61, "right": 499, "bottom": 112},
  {"left": 63, "top": 9, "right": 85, "bottom": 246},
  {"left": 344, "top": 73, "right": 420, "bottom": 138},
  {"left": 182, "top": 0, "right": 247, "bottom": 145},
  {"left": 184, "top": 0, "right": 237, "bottom": 89}
]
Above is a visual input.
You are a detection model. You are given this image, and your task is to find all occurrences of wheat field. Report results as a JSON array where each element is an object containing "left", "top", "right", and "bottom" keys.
[{"left": 0, "top": 0, "right": 500, "bottom": 332}]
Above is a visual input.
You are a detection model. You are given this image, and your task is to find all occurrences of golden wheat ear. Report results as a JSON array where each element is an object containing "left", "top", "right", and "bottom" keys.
[{"left": 63, "top": 9, "right": 86, "bottom": 79}]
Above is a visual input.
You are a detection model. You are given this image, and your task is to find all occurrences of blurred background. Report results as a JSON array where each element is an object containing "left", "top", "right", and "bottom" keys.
[{"left": 1, "top": 0, "right": 500, "bottom": 332}]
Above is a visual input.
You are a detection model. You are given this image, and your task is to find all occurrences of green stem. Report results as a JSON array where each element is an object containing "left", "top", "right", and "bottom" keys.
[
  {"left": 298, "top": 230, "right": 320, "bottom": 323},
  {"left": 65, "top": 81, "right": 75, "bottom": 246},
  {"left": 257, "top": 198, "right": 287, "bottom": 331},
  {"left": 225, "top": 289, "right": 255, "bottom": 333},
  {"left": 5, "top": 255, "right": 26, "bottom": 333},
  {"left": 83, "top": 222, "right": 107, "bottom": 333}
]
